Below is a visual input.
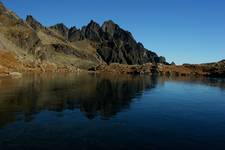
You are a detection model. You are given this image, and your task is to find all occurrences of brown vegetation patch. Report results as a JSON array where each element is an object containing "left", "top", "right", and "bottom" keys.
[{"left": 0, "top": 49, "right": 23, "bottom": 70}]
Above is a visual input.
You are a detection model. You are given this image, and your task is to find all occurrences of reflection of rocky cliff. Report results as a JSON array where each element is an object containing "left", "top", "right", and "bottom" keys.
[
  {"left": 1, "top": 74, "right": 224, "bottom": 127},
  {"left": 0, "top": 73, "right": 157, "bottom": 127}
]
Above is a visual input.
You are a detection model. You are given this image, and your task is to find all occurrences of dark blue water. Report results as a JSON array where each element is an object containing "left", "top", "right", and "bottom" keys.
[{"left": 0, "top": 73, "right": 225, "bottom": 150}]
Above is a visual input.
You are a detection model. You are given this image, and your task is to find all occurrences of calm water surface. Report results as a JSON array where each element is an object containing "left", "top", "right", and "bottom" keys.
[{"left": 0, "top": 73, "right": 225, "bottom": 150}]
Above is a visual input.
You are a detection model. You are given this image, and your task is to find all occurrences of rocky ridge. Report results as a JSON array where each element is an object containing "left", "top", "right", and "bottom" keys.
[
  {"left": 0, "top": 2, "right": 224, "bottom": 78},
  {"left": 0, "top": 2, "right": 167, "bottom": 74}
]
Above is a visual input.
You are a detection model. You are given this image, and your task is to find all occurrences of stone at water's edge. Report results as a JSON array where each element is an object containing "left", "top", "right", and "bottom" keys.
[
  {"left": 0, "top": 70, "right": 22, "bottom": 78},
  {"left": 9, "top": 72, "right": 22, "bottom": 78}
]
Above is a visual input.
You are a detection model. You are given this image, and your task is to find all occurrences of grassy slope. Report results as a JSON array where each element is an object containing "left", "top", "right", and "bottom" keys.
[{"left": 36, "top": 29, "right": 101, "bottom": 69}]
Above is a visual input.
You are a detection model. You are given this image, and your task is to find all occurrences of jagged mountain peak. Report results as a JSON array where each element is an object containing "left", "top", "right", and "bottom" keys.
[
  {"left": 69, "top": 26, "right": 77, "bottom": 31},
  {"left": 89, "top": 20, "right": 99, "bottom": 25},
  {"left": 26, "top": 15, "right": 44, "bottom": 30},
  {"left": 102, "top": 20, "right": 119, "bottom": 36},
  {"left": 0, "top": 2, "right": 20, "bottom": 21},
  {"left": 68, "top": 26, "right": 84, "bottom": 41},
  {"left": 86, "top": 20, "right": 101, "bottom": 31},
  {"left": 50, "top": 23, "right": 68, "bottom": 31},
  {"left": 49, "top": 23, "right": 69, "bottom": 38},
  {"left": 103, "top": 20, "right": 116, "bottom": 25},
  {"left": 82, "top": 20, "right": 102, "bottom": 42},
  {"left": 0, "top": 1, "right": 167, "bottom": 67},
  {"left": 0, "top": 1, "right": 6, "bottom": 11}
]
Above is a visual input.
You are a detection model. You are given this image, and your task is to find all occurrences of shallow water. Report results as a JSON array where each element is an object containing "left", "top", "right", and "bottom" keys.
[{"left": 0, "top": 73, "right": 225, "bottom": 150}]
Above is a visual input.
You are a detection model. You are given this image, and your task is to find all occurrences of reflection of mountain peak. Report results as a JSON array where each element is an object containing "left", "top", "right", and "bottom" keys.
[
  {"left": 0, "top": 73, "right": 157, "bottom": 127},
  {"left": 1, "top": 74, "right": 225, "bottom": 127}
]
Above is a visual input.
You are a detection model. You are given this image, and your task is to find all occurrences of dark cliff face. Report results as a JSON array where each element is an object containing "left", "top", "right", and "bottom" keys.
[
  {"left": 68, "top": 26, "right": 84, "bottom": 42},
  {"left": 99, "top": 20, "right": 166, "bottom": 65},
  {"left": 82, "top": 20, "right": 103, "bottom": 42},
  {"left": 26, "top": 15, "right": 44, "bottom": 31},
  {"left": 69, "top": 20, "right": 167, "bottom": 65},
  {"left": 49, "top": 23, "right": 69, "bottom": 39},
  {"left": 47, "top": 19, "right": 167, "bottom": 65}
]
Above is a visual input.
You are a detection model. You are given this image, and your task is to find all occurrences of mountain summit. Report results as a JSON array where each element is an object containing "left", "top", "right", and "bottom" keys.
[{"left": 0, "top": 2, "right": 166, "bottom": 72}]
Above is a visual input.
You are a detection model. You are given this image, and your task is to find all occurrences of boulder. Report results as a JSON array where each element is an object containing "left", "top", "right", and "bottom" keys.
[{"left": 9, "top": 72, "right": 22, "bottom": 78}]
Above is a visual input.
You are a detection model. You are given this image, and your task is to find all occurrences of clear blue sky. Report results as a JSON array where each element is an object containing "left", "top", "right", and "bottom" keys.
[{"left": 2, "top": 0, "right": 225, "bottom": 64}]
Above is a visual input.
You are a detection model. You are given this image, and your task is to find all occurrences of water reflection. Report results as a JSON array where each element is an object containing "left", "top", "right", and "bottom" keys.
[
  {"left": 1, "top": 73, "right": 225, "bottom": 150},
  {"left": 0, "top": 73, "right": 158, "bottom": 127},
  {"left": 1, "top": 73, "right": 225, "bottom": 128},
  {"left": 160, "top": 76, "right": 225, "bottom": 90}
]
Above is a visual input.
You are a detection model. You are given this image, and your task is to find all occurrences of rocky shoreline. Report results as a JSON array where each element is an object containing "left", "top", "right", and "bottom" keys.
[
  {"left": 90, "top": 60, "right": 225, "bottom": 77},
  {"left": 1, "top": 49, "right": 224, "bottom": 78},
  {"left": 0, "top": 48, "right": 81, "bottom": 78}
]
